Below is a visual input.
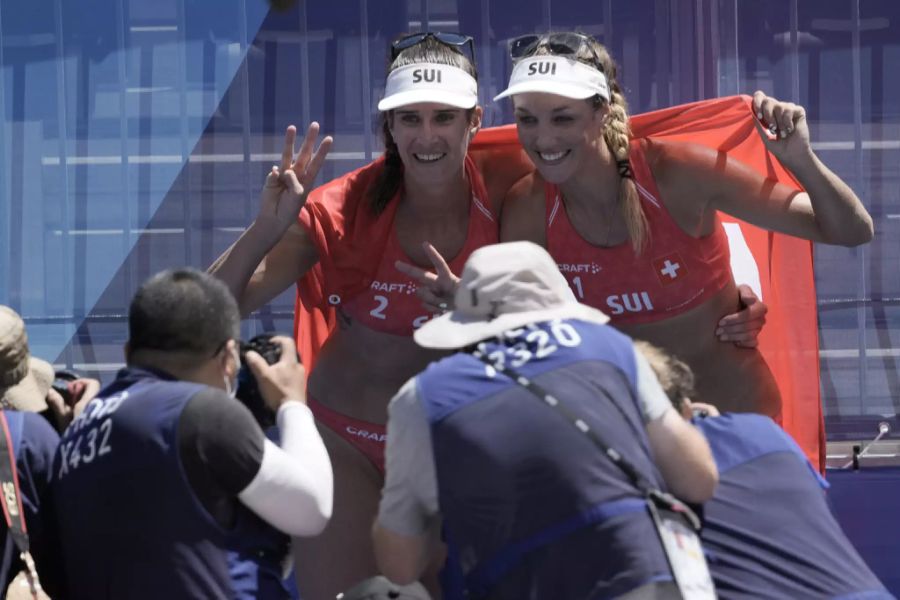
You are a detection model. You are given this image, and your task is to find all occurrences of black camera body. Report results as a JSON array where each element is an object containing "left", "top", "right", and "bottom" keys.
[
  {"left": 51, "top": 369, "right": 82, "bottom": 405},
  {"left": 236, "top": 334, "right": 284, "bottom": 429}
]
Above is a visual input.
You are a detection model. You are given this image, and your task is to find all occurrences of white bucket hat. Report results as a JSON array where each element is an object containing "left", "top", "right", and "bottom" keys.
[
  {"left": 493, "top": 55, "right": 610, "bottom": 102},
  {"left": 378, "top": 62, "right": 478, "bottom": 111},
  {"left": 414, "top": 242, "right": 609, "bottom": 350}
]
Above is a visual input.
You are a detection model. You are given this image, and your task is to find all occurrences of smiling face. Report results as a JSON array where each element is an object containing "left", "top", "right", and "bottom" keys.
[
  {"left": 389, "top": 102, "right": 482, "bottom": 186},
  {"left": 512, "top": 92, "right": 608, "bottom": 184}
]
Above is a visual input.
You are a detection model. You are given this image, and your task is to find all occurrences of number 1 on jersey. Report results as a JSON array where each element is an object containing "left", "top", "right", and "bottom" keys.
[{"left": 572, "top": 276, "right": 584, "bottom": 299}]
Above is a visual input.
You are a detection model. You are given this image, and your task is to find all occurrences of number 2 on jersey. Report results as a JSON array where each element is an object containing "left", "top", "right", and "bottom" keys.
[{"left": 370, "top": 295, "right": 389, "bottom": 320}]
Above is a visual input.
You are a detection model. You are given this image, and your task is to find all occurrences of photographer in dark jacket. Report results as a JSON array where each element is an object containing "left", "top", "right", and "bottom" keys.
[{"left": 46, "top": 268, "right": 333, "bottom": 600}]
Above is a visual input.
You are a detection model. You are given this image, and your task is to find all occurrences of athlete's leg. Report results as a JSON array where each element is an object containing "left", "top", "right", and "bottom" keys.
[{"left": 292, "top": 423, "right": 382, "bottom": 600}]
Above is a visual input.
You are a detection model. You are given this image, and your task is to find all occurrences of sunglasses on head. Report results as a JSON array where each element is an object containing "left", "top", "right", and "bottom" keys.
[
  {"left": 391, "top": 31, "right": 475, "bottom": 62},
  {"left": 509, "top": 32, "right": 603, "bottom": 70}
]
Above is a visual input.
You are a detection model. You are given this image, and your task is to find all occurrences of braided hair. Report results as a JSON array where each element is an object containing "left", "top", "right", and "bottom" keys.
[{"left": 533, "top": 36, "right": 648, "bottom": 253}]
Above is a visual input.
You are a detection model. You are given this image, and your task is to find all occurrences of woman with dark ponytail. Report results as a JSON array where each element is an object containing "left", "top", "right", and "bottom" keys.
[
  {"left": 493, "top": 32, "right": 872, "bottom": 417},
  {"left": 209, "top": 33, "right": 532, "bottom": 598}
]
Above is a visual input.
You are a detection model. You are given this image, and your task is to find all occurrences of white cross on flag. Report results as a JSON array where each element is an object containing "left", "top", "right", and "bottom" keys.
[{"left": 652, "top": 252, "right": 687, "bottom": 286}]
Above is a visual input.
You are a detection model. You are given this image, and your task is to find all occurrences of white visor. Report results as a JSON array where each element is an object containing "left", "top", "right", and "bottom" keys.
[
  {"left": 494, "top": 55, "right": 610, "bottom": 102},
  {"left": 378, "top": 63, "right": 478, "bottom": 111}
]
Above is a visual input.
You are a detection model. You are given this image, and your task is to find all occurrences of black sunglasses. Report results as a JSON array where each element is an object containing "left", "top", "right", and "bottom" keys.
[
  {"left": 509, "top": 32, "right": 603, "bottom": 71},
  {"left": 391, "top": 31, "right": 475, "bottom": 62}
]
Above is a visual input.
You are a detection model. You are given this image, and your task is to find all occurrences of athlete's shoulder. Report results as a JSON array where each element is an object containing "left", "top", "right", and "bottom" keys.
[
  {"left": 505, "top": 169, "right": 544, "bottom": 202},
  {"left": 469, "top": 128, "right": 535, "bottom": 215},
  {"left": 644, "top": 137, "right": 723, "bottom": 182}
]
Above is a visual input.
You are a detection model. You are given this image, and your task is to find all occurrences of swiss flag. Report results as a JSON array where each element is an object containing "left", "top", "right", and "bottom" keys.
[
  {"left": 297, "top": 96, "right": 823, "bottom": 471},
  {"left": 652, "top": 253, "right": 688, "bottom": 286}
]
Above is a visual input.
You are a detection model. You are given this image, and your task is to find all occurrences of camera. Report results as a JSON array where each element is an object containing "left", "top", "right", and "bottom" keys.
[
  {"left": 236, "top": 334, "right": 286, "bottom": 429},
  {"left": 51, "top": 369, "right": 82, "bottom": 405}
]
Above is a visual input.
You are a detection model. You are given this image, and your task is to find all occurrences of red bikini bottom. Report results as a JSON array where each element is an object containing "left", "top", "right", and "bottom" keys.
[{"left": 307, "top": 396, "right": 386, "bottom": 475}]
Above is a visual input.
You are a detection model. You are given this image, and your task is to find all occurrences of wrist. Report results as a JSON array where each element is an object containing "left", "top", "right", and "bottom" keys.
[
  {"left": 251, "top": 214, "right": 293, "bottom": 239},
  {"left": 779, "top": 146, "right": 818, "bottom": 174}
]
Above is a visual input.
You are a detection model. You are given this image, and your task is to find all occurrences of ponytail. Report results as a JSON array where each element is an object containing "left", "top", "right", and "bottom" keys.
[
  {"left": 602, "top": 86, "right": 648, "bottom": 254},
  {"left": 537, "top": 33, "right": 649, "bottom": 253}
]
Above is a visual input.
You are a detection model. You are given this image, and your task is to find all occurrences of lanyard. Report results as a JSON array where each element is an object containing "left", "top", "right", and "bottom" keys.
[
  {"left": 0, "top": 412, "right": 42, "bottom": 599},
  {"left": 471, "top": 349, "right": 700, "bottom": 530}
]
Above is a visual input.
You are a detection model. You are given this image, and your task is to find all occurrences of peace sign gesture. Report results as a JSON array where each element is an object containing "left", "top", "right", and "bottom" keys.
[
  {"left": 395, "top": 242, "right": 461, "bottom": 313},
  {"left": 259, "top": 123, "right": 333, "bottom": 233}
]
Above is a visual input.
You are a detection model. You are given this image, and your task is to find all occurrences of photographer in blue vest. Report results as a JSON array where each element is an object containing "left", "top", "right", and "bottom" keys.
[
  {"left": 638, "top": 341, "right": 893, "bottom": 600},
  {"left": 372, "top": 241, "right": 719, "bottom": 599},
  {"left": 46, "top": 268, "right": 333, "bottom": 599}
]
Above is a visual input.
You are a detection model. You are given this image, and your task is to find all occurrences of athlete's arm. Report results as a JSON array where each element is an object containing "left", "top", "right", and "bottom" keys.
[
  {"left": 650, "top": 94, "right": 872, "bottom": 247},
  {"left": 208, "top": 123, "right": 331, "bottom": 316},
  {"left": 373, "top": 378, "right": 440, "bottom": 585},
  {"left": 634, "top": 348, "right": 718, "bottom": 503},
  {"left": 210, "top": 222, "right": 320, "bottom": 317}
]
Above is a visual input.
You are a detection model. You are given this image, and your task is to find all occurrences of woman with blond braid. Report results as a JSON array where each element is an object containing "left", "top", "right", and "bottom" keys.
[{"left": 490, "top": 32, "right": 873, "bottom": 416}]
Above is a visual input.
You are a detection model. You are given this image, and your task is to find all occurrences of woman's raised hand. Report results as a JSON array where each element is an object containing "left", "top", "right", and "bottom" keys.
[
  {"left": 751, "top": 91, "right": 812, "bottom": 167},
  {"left": 395, "top": 242, "right": 461, "bottom": 313},
  {"left": 259, "top": 123, "right": 333, "bottom": 232}
]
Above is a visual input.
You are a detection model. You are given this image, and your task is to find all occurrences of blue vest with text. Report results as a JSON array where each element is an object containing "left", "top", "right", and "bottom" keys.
[
  {"left": 51, "top": 368, "right": 289, "bottom": 600},
  {"left": 696, "top": 414, "right": 891, "bottom": 599},
  {"left": 0, "top": 411, "right": 59, "bottom": 592},
  {"left": 418, "top": 319, "right": 673, "bottom": 600}
]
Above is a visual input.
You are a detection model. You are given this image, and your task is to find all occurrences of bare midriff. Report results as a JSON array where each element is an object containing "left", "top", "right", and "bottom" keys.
[
  {"left": 307, "top": 317, "right": 448, "bottom": 425},
  {"left": 619, "top": 279, "right": 782, "bottom": 417}
]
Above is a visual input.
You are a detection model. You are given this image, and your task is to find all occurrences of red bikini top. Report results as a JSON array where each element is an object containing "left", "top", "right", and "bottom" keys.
[
  {"left": 338, "top": 159, "right": 497, "bottom": 337},
  {"left": 545, "top": 140, "right": 732, "bottom": 324}
]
